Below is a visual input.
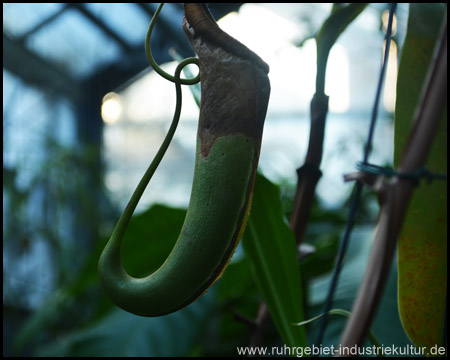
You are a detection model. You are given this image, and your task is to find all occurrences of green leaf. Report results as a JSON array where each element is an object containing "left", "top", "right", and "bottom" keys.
[
  {"left": 36, "top": 291, "right": 216, "bottom": 357},
  {"left": 120, "top": 204, "right": 186, "bottom": 278},
  {"left": 242, "top": 173, "right": 307, "bottom": 348},
  {"left": 394, "top": 3, "right": 446, "bottom": 351}
]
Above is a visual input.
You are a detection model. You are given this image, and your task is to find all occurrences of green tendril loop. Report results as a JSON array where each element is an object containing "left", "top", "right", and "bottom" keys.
[
  {"left": 112, "top": 3, "right": 200, "bottom": 245},
  {"left": 145, "top": 3, "right": 200, "bottom": 85}
]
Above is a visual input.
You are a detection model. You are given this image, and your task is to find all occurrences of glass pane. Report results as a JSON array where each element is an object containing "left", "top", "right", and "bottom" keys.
[
  {"left": 86, "top": 3, "right": 150, "bottom": 46},
  {"left": 26, "top": 7, "right": 121, "bottom": 78},
  {"left": 3, "top": 3, "right": 63, "bottom": 37}
]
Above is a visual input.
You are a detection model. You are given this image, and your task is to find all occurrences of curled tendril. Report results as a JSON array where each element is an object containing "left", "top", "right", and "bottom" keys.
[
  {"left": 110, "top": 3, "right": 201, "bottom": 247},
  {"left": 145, "top": 3, "right": 200, "bottom": 85}
]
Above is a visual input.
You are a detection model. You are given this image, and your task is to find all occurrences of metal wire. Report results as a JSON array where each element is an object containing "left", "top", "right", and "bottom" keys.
[{"left": 315, "top": 3, "right": 397, "bottom": 347}]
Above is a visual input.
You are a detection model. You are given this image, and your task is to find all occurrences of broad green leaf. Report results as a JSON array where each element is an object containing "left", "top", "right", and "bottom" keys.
[
  {"left": 120, "top": 204, "right": 185, "bottom": 277},
  {"left": 242, "top": 173, "right": 307, "bottom": 348},
  {"left": 394, "top": 3, "right": 446, "bottom": 351},
  {"left": 36, "top": 290, "right": 216, "bottom": 357}
]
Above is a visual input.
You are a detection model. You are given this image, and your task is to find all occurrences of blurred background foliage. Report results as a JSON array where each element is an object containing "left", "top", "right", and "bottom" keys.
[{"left": 4, "top": 3, "right": 443, "bottom": 357}]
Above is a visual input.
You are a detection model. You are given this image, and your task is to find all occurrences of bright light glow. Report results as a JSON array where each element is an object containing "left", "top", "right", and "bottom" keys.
[
  {"left": 326, "top": 44, "right": 350, "bottom": 113},
  {"left": 382, "top": 10, "right": 397, "bottom": 36},
  {"left": 218, "top": 4, "right": 302, "bottom": 62},
  {"left": 101, "top": 92, "right": 123, "bottom": 124},
  {"left": 218, "top": 6, "right": 313, "bottom": 113},
  {"left": 382, "top": 10, "right": 398, "bottom": 112},
  {"left": 218, "top": 5, "right": 350, "bottom": 114},
  {"left": 120, "top": 62, "right": 199, "bottom": 124},
  {"left": 383, "top": 40, "right": 398, "bottom": 112},
  {"left": 268, "top": 39, "right": 316, "bottom": 113}
]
